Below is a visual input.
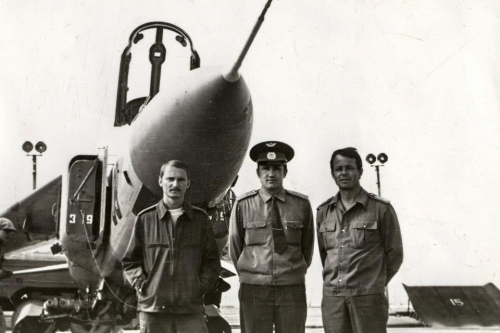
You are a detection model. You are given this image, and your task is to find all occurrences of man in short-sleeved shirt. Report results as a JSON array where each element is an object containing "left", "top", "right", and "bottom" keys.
[{"left": 317, "top": 147, "right": 403, "bottom": 333}]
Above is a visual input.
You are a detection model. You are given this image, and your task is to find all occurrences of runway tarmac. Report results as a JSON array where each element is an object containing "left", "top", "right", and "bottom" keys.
[
  {"left": 218, "top": 306, "right": 500, "bottom": 332},
  {"left": 5, "top": 307, "right": 500, "bottom": 332}
]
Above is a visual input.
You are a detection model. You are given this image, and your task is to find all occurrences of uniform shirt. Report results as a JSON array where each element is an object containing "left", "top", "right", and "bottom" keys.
[
  {"left": 122, "top": 200, "right": 220, "bottom": 313},
  {"left": 229, "top": 188, "right": 314, "bottom": 285},
  {"left": 316, "top": 187, "right": 403, "bottom": 296},
  {"left": 168, "top": 207, "right": 183, "bottom": 238}
]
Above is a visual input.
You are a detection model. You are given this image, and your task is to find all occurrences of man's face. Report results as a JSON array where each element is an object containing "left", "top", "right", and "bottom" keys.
[
  {"left": 332, "top": 155, "right": 362, "bottom": 191},
  {"left": 257, "top": 163, "right": 286, "bottom": 192},
  {"left": 0, "top": 230, "right": 13, "bottom": 244},
  {"left": 159, "top": 165, "right": 190, "bottom": 201}
]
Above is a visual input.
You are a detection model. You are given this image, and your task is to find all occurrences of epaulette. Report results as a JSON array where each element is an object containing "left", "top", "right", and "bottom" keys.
[
  {"left": 286, "top": 190, "right": 309, "bottom": 200},
  {"left": 368, "top": 193, "right": 390, "bottom": 204},
  {"left": 236, "top": 190, "right": 259, "bottom": 201},
  {"left": 190, "top": 205, "right": 209, "bottom": 217},
  {"left": 317, "top": 197, "right": 334, "bottom": 210},
  {"left": 137, "top": 204, "right": 157, "bottom": 217}
]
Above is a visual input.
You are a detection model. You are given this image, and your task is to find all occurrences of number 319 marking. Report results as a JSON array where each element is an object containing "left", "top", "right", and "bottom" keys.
[{"left": 68, "top": 214, "right": 93, "bottom": 224}]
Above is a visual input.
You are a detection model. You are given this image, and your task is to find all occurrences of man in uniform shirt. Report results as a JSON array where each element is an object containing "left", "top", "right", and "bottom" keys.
[
  {"left": 229, "top": 141, "right": 314, "bottom": 333},
  {"left": 317, "top": 147, "right": 403, "bottom": 333},
  {"left": 122, "top": 160, "right": 220, "bottom": 333}
]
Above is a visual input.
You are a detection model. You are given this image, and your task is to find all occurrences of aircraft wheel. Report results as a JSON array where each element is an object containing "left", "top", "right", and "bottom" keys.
[{"left": 12, "top": 300, "right": 56, "bottom": 333}]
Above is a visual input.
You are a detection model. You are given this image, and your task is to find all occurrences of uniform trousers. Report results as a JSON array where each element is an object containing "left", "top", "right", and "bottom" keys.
[
  {"left": 321, "top": 293, "right": 388, "bottom": 333},
  {"left": 239, "top": 283, "right": 307, "bottom": 333},
  {"left": 139, "top": 311, "right": 207, "bottom": 333}
]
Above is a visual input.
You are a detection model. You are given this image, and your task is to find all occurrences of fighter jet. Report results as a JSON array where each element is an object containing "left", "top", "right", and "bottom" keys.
[{"left": 0, "top": 1, "right": 274, "bottom": 332}]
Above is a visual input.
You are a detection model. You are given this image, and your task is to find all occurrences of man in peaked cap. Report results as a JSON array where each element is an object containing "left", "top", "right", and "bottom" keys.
[
  {"left": 0, "top": 217, "right": 16, "bottom": 333},
  {"left": 229, "top": 141, "right": 314, "bottom": 333},
  {"left": 317, "top": 147, "right": 403, "bottom": 333}
]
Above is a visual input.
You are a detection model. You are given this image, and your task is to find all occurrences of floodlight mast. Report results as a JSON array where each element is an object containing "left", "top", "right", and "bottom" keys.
[
  {"left": 375, "top": 165, "right": 382, "bottom": 196},
  {"left": 22, "top": 141, "right": 47, "bottom": 190},
  {"left": 365, "top": 152, "right": 388, "bottom": 196},
  {"left": 32, "top": 156, "right": 37, "bottom": 190}
]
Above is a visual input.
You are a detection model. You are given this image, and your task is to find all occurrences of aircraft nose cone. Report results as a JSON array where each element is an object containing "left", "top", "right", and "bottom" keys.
[{"left": 129, "top": 66, "right": 253, "bottom": 204}]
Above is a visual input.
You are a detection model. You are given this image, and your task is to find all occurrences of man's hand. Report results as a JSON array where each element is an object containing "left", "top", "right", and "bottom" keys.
[
  {"left": 212, "top": 278, "right": 231, "bottom": 294},
  {"left": 0, "top": 270, "right": 13, "bottom": 280}
]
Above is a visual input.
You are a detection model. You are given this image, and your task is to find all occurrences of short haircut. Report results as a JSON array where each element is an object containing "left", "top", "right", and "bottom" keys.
[
  {"left": 160, "top": 160, "right": 190, "bottom": 179},
  {"left": 330, "top": 147, "right": 362, "bottom": 172}
]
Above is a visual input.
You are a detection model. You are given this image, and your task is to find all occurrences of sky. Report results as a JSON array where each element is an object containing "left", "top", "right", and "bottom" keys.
[{"left": 1, "top": 0, "right": 500, "bottom": 308}]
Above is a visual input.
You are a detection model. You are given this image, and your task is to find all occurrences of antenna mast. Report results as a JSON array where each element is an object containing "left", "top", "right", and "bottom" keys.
[{"left": 224, "top": 0, "right": 274, "bottom": 82}]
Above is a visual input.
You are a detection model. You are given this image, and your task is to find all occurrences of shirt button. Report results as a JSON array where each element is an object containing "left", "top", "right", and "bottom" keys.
[
  {"left": 340, "top": 262, "right": 343, "bottom": 266},
  {"left": 339, "top": 279, "right": 342, "bottom": 282},
  {"left": 340, "top": 245, "right": 344, "bottom": 248},
  {"left": 161, "top": 306, "right": 165, "bottom": 310},
  {"left": 342, "top": 229, "right": 345, "bottom": 232}
]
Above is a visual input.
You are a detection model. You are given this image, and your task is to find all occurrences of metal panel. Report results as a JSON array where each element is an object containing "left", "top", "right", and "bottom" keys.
[
  {"left": 67, "top": 159, "right": 97, "bottom": 241},
  {"left": 404, "top": 283, "right": 500, "bottom": 328}
]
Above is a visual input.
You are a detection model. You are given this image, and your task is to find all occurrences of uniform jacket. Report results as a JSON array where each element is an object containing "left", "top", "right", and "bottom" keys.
[
  {"left": 122, "top": 200, "right": 220, "bottom": 314},
  {"left": 229, "top": 188, "right": 314, "bottom": 285},
  {"left": 316, "top": 187, "right": 403, "bottom": 296}
]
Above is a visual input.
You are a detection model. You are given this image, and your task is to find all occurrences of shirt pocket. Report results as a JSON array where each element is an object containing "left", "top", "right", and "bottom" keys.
[
  {"left": 319, "top": 221, "right": 336, "bottom": 250},
  {"left": 144, "top": 243, "right": 172, "bottom": 266},
  {"left": 244, "top": 221, "right": 268, "bottom": 245},
  {"left": 283, "top": 220, "right": 303, "bottom": 245},
  {"left": 351, "top": 220, "right": 378, "bottom": 248}
]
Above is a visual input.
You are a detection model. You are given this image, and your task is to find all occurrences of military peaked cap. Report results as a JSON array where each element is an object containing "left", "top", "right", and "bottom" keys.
[{"left": 249, "top": 141, "right": 294, "bottom": 163}]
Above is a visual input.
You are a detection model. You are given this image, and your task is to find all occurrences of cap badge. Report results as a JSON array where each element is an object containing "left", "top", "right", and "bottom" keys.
[
  {"left": 266, "top": 142, "right": 277, "bottom": 147},
  {"left": 267, "top": 152, "right": 276, "bottom": 160}
]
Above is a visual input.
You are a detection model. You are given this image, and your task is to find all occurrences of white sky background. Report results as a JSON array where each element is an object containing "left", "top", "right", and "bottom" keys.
[{"left": 2, "top": 0, "right": 500, "bottom": 308}]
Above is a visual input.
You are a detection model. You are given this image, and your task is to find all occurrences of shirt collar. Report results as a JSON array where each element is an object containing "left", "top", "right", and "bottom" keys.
[
  {"left": 258, "top": 188, "right": 286, "bottom": 203},
  {"left": 329, "top": 187, "right": 368, "bottom": 208},
  {"left": 157, "top": 200, "right": 193, "bottom": 220},
  {"left": 357, "top": 187, "right": 369, "bottom": 207}
]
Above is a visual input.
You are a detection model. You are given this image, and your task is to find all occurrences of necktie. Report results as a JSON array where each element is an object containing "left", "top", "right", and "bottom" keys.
[{"left": 271, "top": 196, "right": 287, "bottom": 255}]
